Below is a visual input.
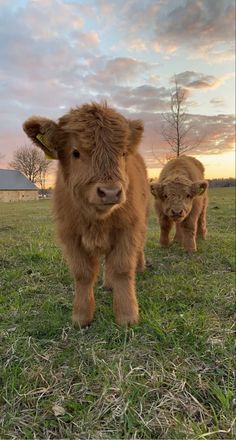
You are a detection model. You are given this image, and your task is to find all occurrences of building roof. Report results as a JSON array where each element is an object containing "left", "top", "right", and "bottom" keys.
[{"left": 0, "top": 169, "right": 38, "bottom": 190}]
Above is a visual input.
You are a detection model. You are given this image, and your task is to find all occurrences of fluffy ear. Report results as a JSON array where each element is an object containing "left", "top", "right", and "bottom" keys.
[
  {"left": 127, "top": 119, "right": 144, "bottom": 153},
  {"left": 22, "top": 116, "right": 59, "bottom": 159},
  {"left": 150, "top": 182, "right": 163, "bottom": 199},
  {"left": 191, "top": 180, "right": 208, "bottom": 196}
]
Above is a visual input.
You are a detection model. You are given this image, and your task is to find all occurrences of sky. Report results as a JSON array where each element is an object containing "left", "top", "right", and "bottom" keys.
[{"left": 0, "top": 0, "right": 235, "bottom": 182}]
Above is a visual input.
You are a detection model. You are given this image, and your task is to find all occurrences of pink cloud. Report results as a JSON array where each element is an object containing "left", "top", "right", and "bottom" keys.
[
  {"left": 86, "top": 57, "right": 156, "bottom": 88},
  {"left": 172, "top": 71, "right": 223, "bottom": 90},
  {"left": 22, "top": 0, "right": 84, "bottom": 40}
]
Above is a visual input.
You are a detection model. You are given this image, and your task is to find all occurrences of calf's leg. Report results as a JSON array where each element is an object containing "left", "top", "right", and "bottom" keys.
[
  {"left": 180, "top": 217, "right": 198, "bottom": 253},
  {"left": 66, "top": 246, "right": 99, "bottom": 327},
  {"left": 173, "top": 223, "right": 182, "bottom": 244},
  {"left": 137, "top": 225, "right": 147, "bottom": 272},
  {"left": 137, "top": 250, "right": 146, "bottom": 272},
  {"left": 103, "top": 257, "right": 113, "bottom": 291},
  {"left": 106, "top": 241, "right": 139, "bottom": 326},
  {"left": 73, "top": 275, "right": 97, "bottom": 327},
  {"left": 112, "top": 270, "right": 138, "bottom": 326},
  {"left": 159, "top": 215, "right": 173, "bottom": 247},
  {"left": 197, "top": 197, "right": 208, "bottom": 240}
]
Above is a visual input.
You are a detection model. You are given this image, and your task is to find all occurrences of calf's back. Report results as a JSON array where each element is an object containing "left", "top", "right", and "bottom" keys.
[{"left": 159, "top": 156, "right": 205, "bottom": 183}]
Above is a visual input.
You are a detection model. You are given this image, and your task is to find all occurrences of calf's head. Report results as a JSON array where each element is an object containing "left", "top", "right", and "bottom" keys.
[
  {"left": 23, "top": 103, "right": 143, "bottom": 217},
  {"left": 151, "top": 178, "right": 208, "bottom": 222}
]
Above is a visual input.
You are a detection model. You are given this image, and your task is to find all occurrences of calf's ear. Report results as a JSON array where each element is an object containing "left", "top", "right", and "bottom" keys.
[
  {"left": 128, "top": 119, "right": 144, "bottom": 153},
  {"left": 150, "top": 182, "right": 163, "bottom": 198},
  {"left": 23, "top": 116, "right": 59, "bottom": 159},
  {"left": 191, "top": 180, "right": 208, "bottom": 196}
]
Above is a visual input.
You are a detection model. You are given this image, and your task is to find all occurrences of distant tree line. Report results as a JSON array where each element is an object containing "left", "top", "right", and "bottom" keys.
[{"left": 208, "top": 178, "right": 236, "bottom": 188}]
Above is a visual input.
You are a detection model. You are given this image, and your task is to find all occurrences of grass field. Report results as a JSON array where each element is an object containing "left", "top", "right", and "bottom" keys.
[{"left": 0, "top": 188, "right": 235, "bottom": 439}]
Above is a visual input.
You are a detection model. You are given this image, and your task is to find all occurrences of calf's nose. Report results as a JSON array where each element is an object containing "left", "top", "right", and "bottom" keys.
[
  {"left": 171, "top": 208, "right": 183, "bottom": 217},
  {"left": 97, "top": 186, "right": 122, "bottom": 204}
]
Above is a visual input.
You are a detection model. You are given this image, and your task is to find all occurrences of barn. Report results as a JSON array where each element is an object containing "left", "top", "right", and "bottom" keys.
[{"left": 0, "top": 169, "right": 39, "bottom": 202}]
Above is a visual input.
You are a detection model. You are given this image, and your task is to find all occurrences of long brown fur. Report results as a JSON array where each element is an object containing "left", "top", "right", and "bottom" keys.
[
  {"left": 150, "top": 156, "right": 208, "bottom": 253},
  {"left": 23, "top": 102, "right": 149, "bottom": 327}
]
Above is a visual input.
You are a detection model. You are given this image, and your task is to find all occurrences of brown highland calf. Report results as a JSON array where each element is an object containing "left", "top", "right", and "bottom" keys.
[
  {"left": 150, "top": 156, "right": 208, "bottom": 253},
  {"left": 23, "top": 102, "right": 149, "bottom": 327}
]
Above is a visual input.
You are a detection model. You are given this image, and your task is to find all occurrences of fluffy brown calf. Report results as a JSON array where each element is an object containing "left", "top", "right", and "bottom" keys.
[
  {"left": 23, "top": 102, "right": 149, "bottom": 326},
  {"left": 151, "top": 156, "right": 208, "bottom": 253}
]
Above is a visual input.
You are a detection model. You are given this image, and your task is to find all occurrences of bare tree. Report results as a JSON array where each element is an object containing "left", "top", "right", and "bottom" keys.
[
  {"left": 155, "top": 151, "right": 176, "bottom": 167},
  {"left": 9, "top": 145, "right": 51, "bottom": 187},
  {"left": 0, "top": 152, "right": 5, "bottom": 164},
  {"left": 161, "top": 78, "right": 198, "bottom": 157},
  {"left": 37, "top": 160, "right": 51, "bottom": 190}
]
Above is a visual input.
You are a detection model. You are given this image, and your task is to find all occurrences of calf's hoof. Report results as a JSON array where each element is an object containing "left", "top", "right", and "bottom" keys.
[
  {"left": 115, "top": 309, "right": 139, "bottom": 327},
  {"left": 137, "top": 255, "right": 146, "bottom": 273},
  {"left": 103, "top": 283, "right": 113, "bottom": 292},
  {"left": 186, "top": 247, "right": 197, "bottom": 254},
  {"left": 173, "top": 237, "right": 182, "bottom": 244},
  {"left": 137, "top": 263, "right": 146, "bottom": 273},
  {"left": 160, "top": 240, "right": 170, "bottom": 248},
  {"left": 72, "top": 317, "right": 93, "bottom": 329},
  {"left": 72, "top": 312, "right": 94, "bottom": 328}
]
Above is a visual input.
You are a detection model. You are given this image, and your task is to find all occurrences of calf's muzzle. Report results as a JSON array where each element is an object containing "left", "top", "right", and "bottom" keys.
[
  {"left": 171, "top": 208, "right": 183, "bottom": 218},
  {"left": 96, "top": 184, "right": 122, "bottom": 205}
]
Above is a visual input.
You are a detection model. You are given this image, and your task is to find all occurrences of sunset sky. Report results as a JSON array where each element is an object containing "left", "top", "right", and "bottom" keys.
[{"left": 0, "top": 0, "right": 235, "bottom": 183}]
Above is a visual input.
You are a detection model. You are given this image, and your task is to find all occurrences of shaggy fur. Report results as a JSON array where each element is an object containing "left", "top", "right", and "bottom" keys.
[
  {"left": 151, "top": 156, "right": 208, "bottom": 253},
  {"left": 23, "top": 102, "right": 149, "bottom": 326}
]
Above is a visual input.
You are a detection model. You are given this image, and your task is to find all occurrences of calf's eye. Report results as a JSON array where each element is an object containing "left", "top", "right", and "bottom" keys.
[
  {"left": 186, "top": 194, "right": 190, "bottom": 198},
  {"left": 164, "top": 194, "right": 168, "bottom": 199},
  {"left": 72, "top": 149, "right": 80, "bottom": 158}
]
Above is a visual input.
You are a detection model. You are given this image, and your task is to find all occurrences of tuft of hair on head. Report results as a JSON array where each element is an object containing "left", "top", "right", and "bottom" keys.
[{"left": 128, "top": 119, "right": 144, "bottom": 153}]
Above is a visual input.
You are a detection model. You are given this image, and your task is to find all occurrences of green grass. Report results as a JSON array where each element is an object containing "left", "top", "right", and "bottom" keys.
[{"left": 0, "top": 188, "right": 235, "bottom": 439}]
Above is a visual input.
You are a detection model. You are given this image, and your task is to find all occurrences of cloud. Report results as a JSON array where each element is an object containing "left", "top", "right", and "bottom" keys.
[
  {"left": 191, "top": 114, "right": 235, "bottom": 155},
  {"left": 172, "top": 71, "right": 223, "bottom": 90},
  {"left": 93, "top": 1, "right": 235, "bottom": 63},
  {"left": 127, "top": 39, "right": 147, "bottom": 52},
  {"left": 22, "top": 0, "right": 84, "bottom": 40},
  {"left": 85, "top": 57, "right": 159, "bottom": 91},
  {"left": 95, "top": 57, "right": 150, "bottom": 83},
  {"left": 96, "top": 0, "right": 161, "bottom": 34},
  {"left": 0, "top": 0, "right": 105, "bottom": 128},
  {"left": 153, "top": 0, "right": 235, "bottom": 60},
  {"left": 112, "top": 85, "right": 170, "bottom": 112},
  {"left": 210, "top": 98, "right": 225, "bottom": 107},
  {"left": 0, "top": 2, "right": 100, "bottom": 84},
  {"left": 74, "top": 31, "right": 100, "bottom": 48}
]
